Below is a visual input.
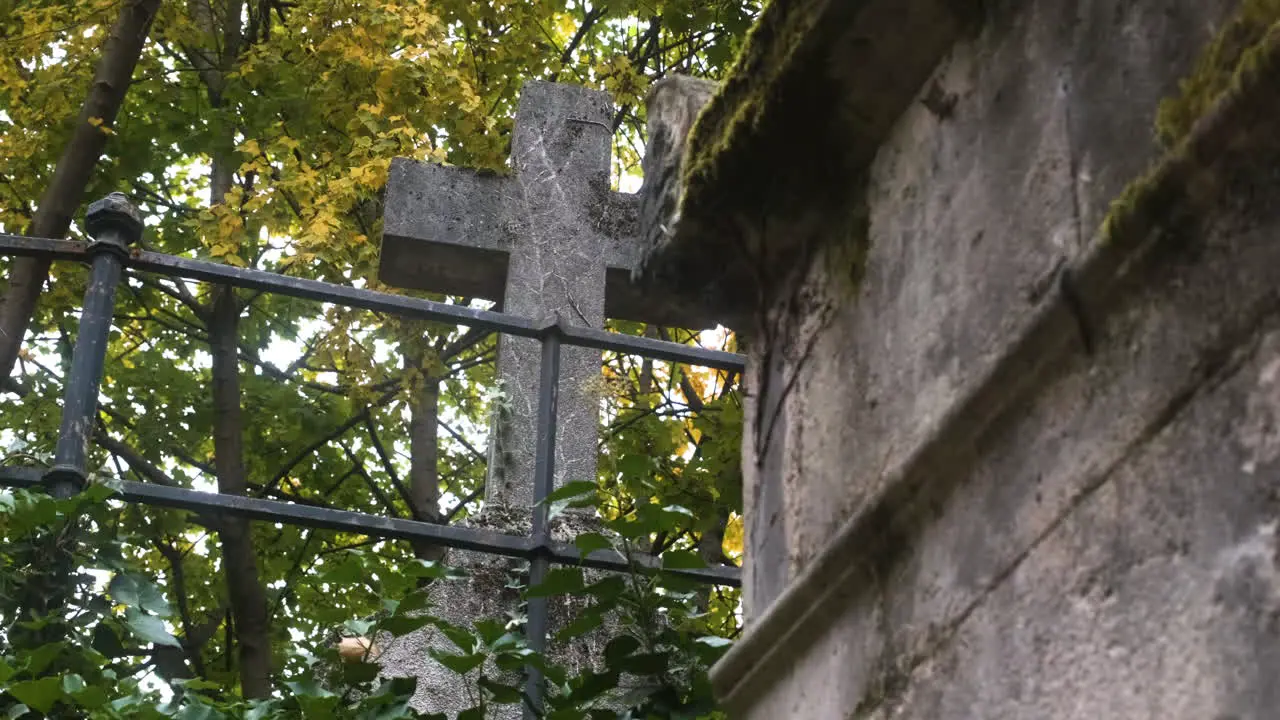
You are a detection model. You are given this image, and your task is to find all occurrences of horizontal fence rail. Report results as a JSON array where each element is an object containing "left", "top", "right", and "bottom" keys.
[
  {"left": 0, "top": 196, "right": 744, "bottom": 720},
  {"left": 0, "top": 233, "right": 746, "bottom": 371}
]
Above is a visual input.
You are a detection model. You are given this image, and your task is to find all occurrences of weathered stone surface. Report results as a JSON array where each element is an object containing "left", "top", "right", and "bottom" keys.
[
  {"left": 666, "top": 0, "right": 1280, "bottom": 716},
  {"left": 375, "top": 80, "right": 718, "bottom": 717},
  {"left": 374, "top": 510, "right": 611, "bottom": 717},
  {"left": 382, "top": 80, "right": 722, "bottom": 507},
  {"left": 730, "top": 0, "right": 1236, "bottom": 618},
  {"left": 636, "top": 0, "right": 979, "bottom": 319},
  {"left": 633, "top": 75, "right": 717, "bottom": 285}
]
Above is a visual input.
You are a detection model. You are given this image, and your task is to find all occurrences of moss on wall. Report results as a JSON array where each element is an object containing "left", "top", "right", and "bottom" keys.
[
  {"left": 1155, "top": 0, "right": 1280, "bottom": 148},
  {"left": 678, "top": 0, "right": 830, "bottom": 211},
  {"left": 1101, "top": 6, "right": 1280, "bottom": 248}
]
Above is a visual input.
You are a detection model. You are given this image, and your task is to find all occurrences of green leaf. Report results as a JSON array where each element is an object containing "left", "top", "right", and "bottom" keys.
[
  {"left": 604, "top": 635, "right": 641, "bottom": 668},
  {"left": 661, "top": 549, "right": 706, "bottom": 570},
  {"left": 617, "top": 454, "right": 650, "bottom": 478},
  {"left": 175, "top": 700, "right": 228, "bottom": 720},
  {"left": 473, "top": 618, "right": 507, "bottom": 645},
  {"left": 574, "top": 532, "right": 613, "bottom": 558},
  {"left": 91, "top": 623, "right": 127, "bottom": 658},
  {"left": 125, "top": 607, "right": 181, "bottom": 647},
  {"left": 526, "top": 567, "right": 585, "bottom": 598},
  {"left": 342, "top": 661, "right": 380, "bottom": 683},
  {"left": 429, "top": 650, "right": 485, "bottom": 676},
  {"left": 61, "top": 674, "right": 85, "bottom": 693},
  {"left": 584, "top": 576, "right": 626, "bottom": 602},
  {"left": 478, "top": 676, "right": 522, "bottom": 704},
  {"left": 69, "top": 683, "right": 110, "bottom": 710},
  {"left": 24, "top": 641, "right": 66, "bottom": 675},
  {"left": 8, "top": 677, "right": 63, "bottom": 713},
  {"left": 696, "top": 635, "right": 733, "bottom": 648},
  {"left": 457, "top": 707, "right": 485, "bottom": 720},
  {"left": 344, "top": 618, "right": 375, "bottom": 636},
  {"left": 379, "top": 614, "right": 433, "bottom": 635},
  {"left": 285, "top": 676, "right": 335, "bottom": 698},
  {"left": 616, "top": 652, "right": 670, "bottom": 675},
  {"left": 555, "top": 609, "right": 604, "bottom": 641},
  {"left": 395, "top": 589, "right": 433, "bottom": 616},
  {"left": 536, "top": 480, "right": 598, "bottom": 506},
  {"left": 317, "top": 552, "right": 367, "bottom": 585},
  {"left": 109, "top": 573, "right": 172, "bottom": 616},
  {"left": 436, "top": 622, "right": 479, "bottom": 654}
]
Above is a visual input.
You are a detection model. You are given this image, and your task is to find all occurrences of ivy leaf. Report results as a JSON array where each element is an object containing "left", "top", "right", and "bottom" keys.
[{"left": 125, "top": 607, "right": 181, "bottom": 647}]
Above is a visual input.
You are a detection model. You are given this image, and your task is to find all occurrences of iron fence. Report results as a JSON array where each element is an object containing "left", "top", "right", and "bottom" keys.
[{"left": 0, "top": 193, "right": 744, "bottom": 718}]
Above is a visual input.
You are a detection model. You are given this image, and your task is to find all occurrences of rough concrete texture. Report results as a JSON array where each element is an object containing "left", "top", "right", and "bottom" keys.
[
  {"left": 690, "top": 0, "right": 1280, "bottom": 716},
  {"left": 753, "top": 0, "right": 1238, "bottom": 607},
  {"left": 732, "top": 173, "right": 1280, "bottom": 718},
  {"left": 375, "top": 508, "right": 616, "bottom": 717}
]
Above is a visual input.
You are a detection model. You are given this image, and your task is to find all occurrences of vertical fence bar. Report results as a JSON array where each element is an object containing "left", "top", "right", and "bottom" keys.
[
  {"left": 42, "top": 193, "right": 141, "bottom": 498},
  {"left": 524, "top": 322, "right": 561, "bottom": 719}
]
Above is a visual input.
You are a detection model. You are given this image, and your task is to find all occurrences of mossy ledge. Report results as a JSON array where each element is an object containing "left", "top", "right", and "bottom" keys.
[
  {"left": 1154, "top": 0, "right": 1280, "bottom": 148},
  {"left": 1100, "top": 13, "right": 1280, "bottom": 251}
]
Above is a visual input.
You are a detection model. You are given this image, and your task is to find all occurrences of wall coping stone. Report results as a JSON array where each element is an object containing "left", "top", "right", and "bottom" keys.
[{"left": 636, "top": 0, "right": 977, "bottom": 318}]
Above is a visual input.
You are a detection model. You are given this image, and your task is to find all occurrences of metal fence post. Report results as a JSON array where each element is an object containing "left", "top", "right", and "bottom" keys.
[
  {"left": 42, "top": 193, "right": 142, "bottom": 498},
  {"left": 525, "top": 318, "right": 562, "bottom": 719}
]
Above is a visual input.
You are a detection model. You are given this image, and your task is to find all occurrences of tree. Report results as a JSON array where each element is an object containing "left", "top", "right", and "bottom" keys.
[{"left": 0, "top": 0, "right": 757, "bottom": 715}]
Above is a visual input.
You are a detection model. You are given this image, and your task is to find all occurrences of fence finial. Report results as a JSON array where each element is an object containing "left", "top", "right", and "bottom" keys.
[{"left": 85, "top": 192, "right": 143, "bottom": 246}]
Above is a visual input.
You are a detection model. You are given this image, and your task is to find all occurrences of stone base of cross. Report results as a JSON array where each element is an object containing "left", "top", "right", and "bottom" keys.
[{"left": 376, "top": 79, "right": 720, "bottom": 715}]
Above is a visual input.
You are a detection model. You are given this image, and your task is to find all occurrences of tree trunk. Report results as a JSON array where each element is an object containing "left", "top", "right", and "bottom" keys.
[
  {"left": 405, "top": 349, "right": 445, "bottom": 564},
  {"left": 0, "top": 0, "right": 162, "bottom": 389},
  {"left": 208, "top": 286, "right": 273, "bottom": 698}
]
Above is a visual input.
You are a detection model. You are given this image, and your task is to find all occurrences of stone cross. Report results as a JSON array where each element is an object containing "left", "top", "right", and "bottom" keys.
[{"left": 380, "top": 80, "right": 713, "bottom": 508}]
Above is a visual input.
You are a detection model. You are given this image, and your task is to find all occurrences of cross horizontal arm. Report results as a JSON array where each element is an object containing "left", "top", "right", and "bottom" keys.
[{"left": 0, "top": 466, "right": 740, "bottom": 587}]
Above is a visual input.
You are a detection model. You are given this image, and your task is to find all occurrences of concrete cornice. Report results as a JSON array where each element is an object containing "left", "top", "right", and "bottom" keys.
[{"left": 638, "top": 0, "right": 979, "bottom": 319}]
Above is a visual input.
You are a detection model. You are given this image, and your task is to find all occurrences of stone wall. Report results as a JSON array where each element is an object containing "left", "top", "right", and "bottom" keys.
[{"left": 645, "top": 0, "right": 1280, "bottom": 716}]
